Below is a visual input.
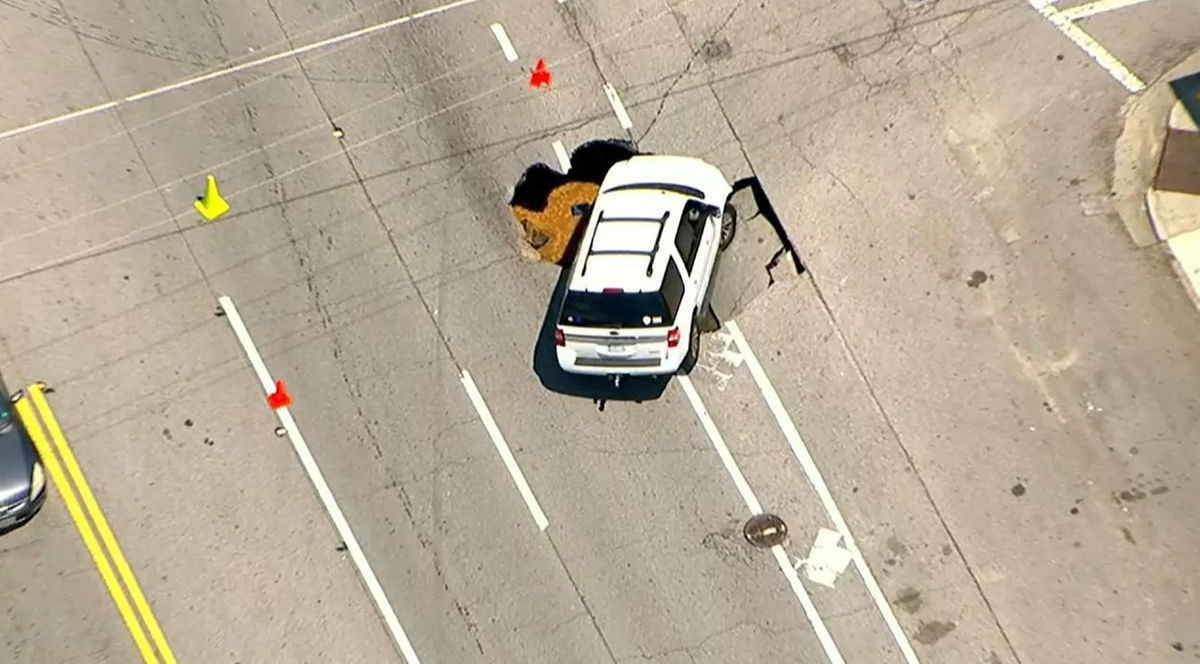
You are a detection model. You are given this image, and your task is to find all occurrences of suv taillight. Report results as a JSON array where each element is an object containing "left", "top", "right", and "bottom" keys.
[
  {"left": 554, "top": 327, "right": 566, "bottom": 347},
  {"left": 667, "top": 327, "right": 681, "bottom": 348}
]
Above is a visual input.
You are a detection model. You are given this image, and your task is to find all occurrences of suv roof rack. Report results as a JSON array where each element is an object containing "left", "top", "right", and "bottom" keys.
[{"left": 580, "top": 210, "right": 671, "bottom": 278}]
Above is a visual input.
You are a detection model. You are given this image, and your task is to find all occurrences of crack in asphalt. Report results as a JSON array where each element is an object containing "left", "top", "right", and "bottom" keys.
[
  {"left": 260, "top": 1, "right": 493, "bottom": 658},
  {"left": 6, "top": 0, "right": 217, "bottom": 67},
  {"left": 385, "top": 416, "right": 487, "bottom": 485},
  {"left": 558, "top": 1, "right": 636, "bottom": 147},
  {"left": 665, "top": 6, "right": 811, "bottom": 290},
  {"left": 646, "top": 0, "right": 1016, "bottom": 129},
  {"left": 581, "top": 445, "right": 707, "bottom": 458},
  {"left": 50, "top": 0, "right": 220, "bottom": 302},
  {"left": 843, "top": 23, "right": 1047, "bottom": 664},
  {"left": 637, "top": 0, "right": 748, "bottom": 144},
  {"left": 258, "top": 2, "right": 627, "bottom": 661},
  {"left": 18, "top": 0, "right": 1029, "bottom": 661},
  {"left": 661, "top": 2, "right": 1028, "bottom": 663},
  {"left": 262, "top": 148, "right": 389, "bottom": 463},
  {"left": 826, "top": 0, "right": 910, "bottom": 96},
  {"left": 616, "top": 619, "right": 800, "bottom": 663}
]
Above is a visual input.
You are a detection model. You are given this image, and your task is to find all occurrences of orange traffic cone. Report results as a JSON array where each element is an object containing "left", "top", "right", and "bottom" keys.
[
  {"left": 529, "top": 59, "right": 551, "bottom": 88},
  {"left": 266, "top": 379, "right": 291, "bottom": 410}
]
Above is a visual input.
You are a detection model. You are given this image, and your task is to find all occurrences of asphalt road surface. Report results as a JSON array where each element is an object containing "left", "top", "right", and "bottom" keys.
[{"left": 1, "top": 0, "right": 1199, "bottom": 663}]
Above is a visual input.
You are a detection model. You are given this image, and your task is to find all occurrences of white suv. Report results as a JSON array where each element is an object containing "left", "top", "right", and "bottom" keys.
[{"left": 553, "top": 155, "right": 736, "bottom": 380}]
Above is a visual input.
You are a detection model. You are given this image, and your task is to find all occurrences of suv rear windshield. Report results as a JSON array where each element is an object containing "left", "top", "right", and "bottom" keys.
[{"left": 559, "top": 291, "right": 669, "bottom": 328}]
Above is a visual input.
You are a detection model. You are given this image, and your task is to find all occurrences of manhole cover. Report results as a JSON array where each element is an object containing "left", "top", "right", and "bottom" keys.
[{"left": 743, "top": 514, "right": 788, "bottom": 548}]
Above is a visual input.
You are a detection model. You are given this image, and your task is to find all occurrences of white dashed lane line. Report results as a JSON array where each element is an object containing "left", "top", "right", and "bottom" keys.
[
  {"left": 460, "top": 370, "right": 550, "bottom": 532},
  {"left": 489, "top": 23, "right": 519, "bottom": 62},
  {"left": 217, "top": 296, "right": 424, "bottom": 664},
  {"left": 725, "top": 321, "right": 923, "bottom": 664},
  {"left": 677, "top": 375, "right": 847, "bottom": 664},
  {"left": 603, "top": 83, "right": 634, "bottom": 130},
  {"left": 552, "top": 140, "right": 572, "bottom": 171}
]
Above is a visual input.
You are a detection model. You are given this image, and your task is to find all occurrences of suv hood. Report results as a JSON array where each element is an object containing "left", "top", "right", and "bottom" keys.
[{"left": 0, "top": 422, "right": 36, "bottom": 505}]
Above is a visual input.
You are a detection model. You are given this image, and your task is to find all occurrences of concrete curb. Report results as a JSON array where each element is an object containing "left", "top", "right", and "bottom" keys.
[
  {"left": 1112, "top": 52, "right": 1200, "bottom": 247},
  {"left": 1112, "top": 53, "right": 1200, "bottom": 307},
  {"left": 1167, "top": 229, "right": 1200, "bottom": 310},
  {"left": 1147, "top": 102, "right": 1200, "bottom": 238}
]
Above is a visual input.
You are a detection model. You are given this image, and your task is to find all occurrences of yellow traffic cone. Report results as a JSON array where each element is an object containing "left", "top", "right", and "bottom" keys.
[{"left": 193, "top": 175, "right": 229, "bottom": 221}]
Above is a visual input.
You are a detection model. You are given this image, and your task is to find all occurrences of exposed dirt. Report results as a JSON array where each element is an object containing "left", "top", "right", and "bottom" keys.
[{"left": 510, "top": 180, "right": 599, "bottom": 265}]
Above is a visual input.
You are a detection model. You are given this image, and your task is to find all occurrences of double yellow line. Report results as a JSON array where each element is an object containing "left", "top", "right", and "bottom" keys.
[{"left": 13, "top": 383, "right": 176, "bottom": 664}]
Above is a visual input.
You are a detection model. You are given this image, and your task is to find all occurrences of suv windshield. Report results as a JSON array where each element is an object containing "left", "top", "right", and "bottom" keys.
[{"left": 559, "top": 291, "right": 670, "bottom": 328}]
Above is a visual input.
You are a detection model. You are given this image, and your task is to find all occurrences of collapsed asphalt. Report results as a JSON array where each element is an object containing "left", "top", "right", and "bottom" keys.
[{"left": 516, "top": 139, "right": 805, "bottom": 404}]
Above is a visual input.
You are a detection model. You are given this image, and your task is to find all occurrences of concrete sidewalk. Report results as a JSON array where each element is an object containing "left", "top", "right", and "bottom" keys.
[{"left": 1115, "top": 53, "right": 1200, "bottom": 306}]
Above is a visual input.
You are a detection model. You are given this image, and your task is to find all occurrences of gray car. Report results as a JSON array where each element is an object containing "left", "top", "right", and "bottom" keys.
[{"left": 0, "top": 385, "right": 46, "bottom": 533}]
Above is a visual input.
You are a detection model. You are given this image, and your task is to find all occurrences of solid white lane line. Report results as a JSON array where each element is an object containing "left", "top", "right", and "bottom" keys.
[
  {"left": 602, "top": 83, "right": 634, "bottom": 130},
  {"left": 0, "top": 102, "right": 119, "bottom": 142},
  {"left": 772, "top": 545, "right": 846, "bottom": 661},
  {"left": 459, "top": 370, "right": 550, "bottom": 532},
  {"left": 217, "top": 296, "right": 423, "bottom": 664},
  {"left": 724, "top": 321, "right": 921, "bottom": 664},
  {"left": 219, "top": 300, "right": 274, "bottom": 396},
  {"left": 677, "top": 375, "right": 845, "bottom": 664},
  {"left": 0, "top": 0, "right": 483, "bottom": 141},
  {"left": 678, "top": 376, "right": 762, "bottom": 514},
  {"left": 1058, "top": 0, "right": 1155, "bottom": 20},
  {"left": 489, "top": 23, "right": 519, "bottom": 62},
  {"left": 552, "top": 140, "right": 572, "bottom": 172},
  {"left": 1026, "top": 0, "right": 1145, "bottom": 93}
]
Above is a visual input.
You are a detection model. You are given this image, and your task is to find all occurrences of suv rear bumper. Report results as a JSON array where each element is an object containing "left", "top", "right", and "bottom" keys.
[{"left": 556, "top": 347, "right": 683, "bottom": 376}]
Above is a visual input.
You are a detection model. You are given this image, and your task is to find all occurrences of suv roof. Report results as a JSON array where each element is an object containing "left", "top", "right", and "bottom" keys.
[
  {"left": 574, "top": 192, "right": 676, "bottom": 293},
  {"left": 568, "top": 156, "right": 725, "bottom": 295}
]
